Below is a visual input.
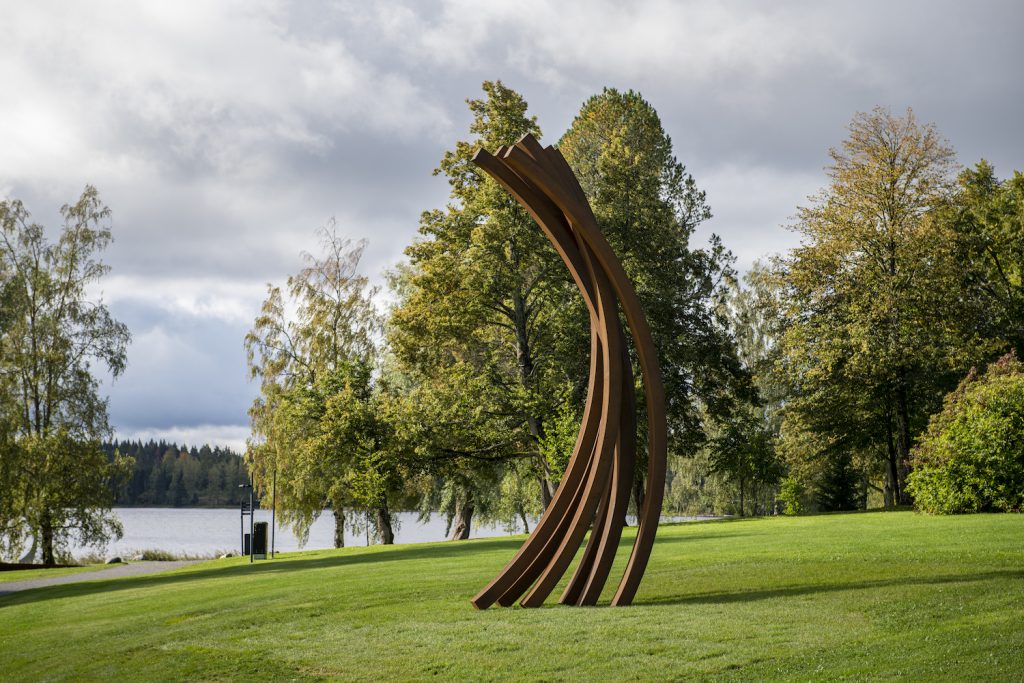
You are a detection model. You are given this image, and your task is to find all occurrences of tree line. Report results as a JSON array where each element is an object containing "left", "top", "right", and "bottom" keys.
[
  {"left": 3, "top": 81, "right": 1021, "bottom": 564},
  {"left": 102, "top": 440, "right": 251, "bottom": 507},
  {"left": 245, "top": 82, "right": 757, "bottom": 546},
  {"left": 760, "top": 110, "right": 1023, "bottom": 514},
  {"left": 246, "top": 86, "right": 1024, "bottom": 547}
]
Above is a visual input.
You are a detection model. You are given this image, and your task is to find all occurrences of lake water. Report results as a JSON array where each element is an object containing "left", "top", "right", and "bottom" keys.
[{"left": 70, "top": 508, "right": 709, "bottom": 559}]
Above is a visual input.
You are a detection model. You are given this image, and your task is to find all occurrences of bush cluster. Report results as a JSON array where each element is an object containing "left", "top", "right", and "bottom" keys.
[{"left": 908, "top": 353, "right": 1024, "bottom": 514}]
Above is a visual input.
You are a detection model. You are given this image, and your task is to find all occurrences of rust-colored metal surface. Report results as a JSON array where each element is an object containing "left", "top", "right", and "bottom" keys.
[{"left": 471, "top": 134, "right": 667, "bottom": 609}]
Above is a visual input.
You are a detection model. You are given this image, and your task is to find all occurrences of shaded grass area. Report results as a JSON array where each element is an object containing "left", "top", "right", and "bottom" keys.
[
  {"left": 1, "top": 512, "right": 1022, "bottom": 681},
  {"left": 0, "top": 564, "right": 108, "bottom": 584}
]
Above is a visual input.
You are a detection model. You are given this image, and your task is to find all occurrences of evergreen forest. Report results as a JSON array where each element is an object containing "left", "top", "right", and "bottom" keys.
[{"left": 103, "top": 441, "right": 252, "bottom": 508}]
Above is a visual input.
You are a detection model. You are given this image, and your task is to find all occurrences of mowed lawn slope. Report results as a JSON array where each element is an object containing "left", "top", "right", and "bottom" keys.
[
  {"left": 1, "top": 512, "right": 1021, "bottom": 681},
  {"left": 0, "top": 564, "right": 107, "bottom": 584}
]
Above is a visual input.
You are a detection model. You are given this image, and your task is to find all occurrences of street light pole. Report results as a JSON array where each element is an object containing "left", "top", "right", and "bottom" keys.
[
  {"left": 248, "top": 476, "right": 254, "bottom": 564},
  {"left": 271, "top": 465, "right": 277, "bottom": 559},
  {"left": 238, "top": 479, "right": 254, "bottom": 562}
]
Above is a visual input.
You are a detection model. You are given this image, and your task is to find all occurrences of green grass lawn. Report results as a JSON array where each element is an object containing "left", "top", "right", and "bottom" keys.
[
  {"left": 1, "top": 511, "right": 1021, "bottom": 681},
  {"left": 0, "top": 563, "right": 108, "bottom": 584}
]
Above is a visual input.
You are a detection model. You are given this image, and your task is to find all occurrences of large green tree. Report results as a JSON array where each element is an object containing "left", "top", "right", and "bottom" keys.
[
  {"left": 390, "top": 84, "right": 744, "bottom": 529},
  {"left": 388, "top": 81, "right": 567, "bottom": 533},
  {"left": 775, "top": 108, "right": 991, "bottom": 508},
  {"left": 558, "top": 88, "right": 744, "bottom": 509},
  {"left": 951, "top": 161, "right": 1024, "bottom": 354},
  {"left": 0, "top": 187, "right": 132, "bottom": 565}
]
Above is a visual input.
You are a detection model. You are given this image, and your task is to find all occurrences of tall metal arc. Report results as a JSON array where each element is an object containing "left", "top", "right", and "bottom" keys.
[{"left": 471, "top": 134, "right": 667, "bottom": 609}]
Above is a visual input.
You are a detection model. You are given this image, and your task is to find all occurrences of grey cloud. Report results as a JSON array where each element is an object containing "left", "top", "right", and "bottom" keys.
[{"left": 101, "top": 308, "right": 256, "bottom": 431}]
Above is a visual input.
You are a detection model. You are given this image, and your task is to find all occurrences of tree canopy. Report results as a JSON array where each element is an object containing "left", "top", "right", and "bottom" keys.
[
  {"left": 908, "top": 352, "right": 1024, "bottom": 513},
  {"left": 240, "top": 93, "right": 1023, "bottom": 530},
  {"left": 387, "top": 81, "right": 565, "bottom": 533},
  {"left": 244, "top": 225, "right": 398, "bottom": 546},
  {"left": 383, "top": 83, "right": 745, "bottom": 537},
  {"left": 0, "top": 187, "right": 131, "bottom": 564},
  {"left": 772, "top": 107, "right": 992, "bottom": 510}
]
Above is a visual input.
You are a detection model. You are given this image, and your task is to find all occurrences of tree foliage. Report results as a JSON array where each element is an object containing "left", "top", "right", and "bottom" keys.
[
  {"left": 702, "top": 263, "right": 788, "bottom": 515},
  {"left": 387, "top": 81, "right": 563, "bottom": 532},
  {"left": 244, "top": 224, "right": 398, "bottom": 545},
  {"left": 0, "top": 187, "right": 131, "bottom": 564},
  {"left": 951, "top": 161, "right": 1024, "bottom": 354},
  {"left": 774, "top": 107, "right": 989, "bottom": 510},
  {"left": 387, "top": 83, "right": 744, "bottom": 532},
  {"left": 559, "top": 88, "right": 742, "bottom": 465},
  {"left": 706, "top": 409, "right": 781, "bottom": 516},
  {"left": 907, "top": 353, "right": 1024, "bottom": 514},
  {"left": 241, "top": 95, "right": 1024, "bottom": 523},
  {"left": 103, "top": 440, "right": 251, "bottom": 507}
]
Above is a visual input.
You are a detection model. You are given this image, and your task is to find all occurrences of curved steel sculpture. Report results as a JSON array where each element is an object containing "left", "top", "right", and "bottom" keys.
[{"left": 471, "top": 134, "right": 667, "bottom": 609}]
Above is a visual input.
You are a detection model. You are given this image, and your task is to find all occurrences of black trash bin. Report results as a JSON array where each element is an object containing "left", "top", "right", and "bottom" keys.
[{"left": 253, "top": 521, "right": 268, "bottom": 560}]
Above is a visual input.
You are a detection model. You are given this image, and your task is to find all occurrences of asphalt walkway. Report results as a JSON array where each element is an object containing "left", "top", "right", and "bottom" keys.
[{"left": 0, "top": 560, "right": 201, "bottom": 595}]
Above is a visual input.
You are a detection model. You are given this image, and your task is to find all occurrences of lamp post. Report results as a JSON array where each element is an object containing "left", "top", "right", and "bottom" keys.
[
  {"left": 238, "top": 479, "right": 254, "bottom": 563},
  {"left": 271, "top": 465, "right": 277, "bottom": 559}
]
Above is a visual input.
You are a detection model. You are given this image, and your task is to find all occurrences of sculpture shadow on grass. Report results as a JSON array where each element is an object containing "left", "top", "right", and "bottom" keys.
[
  {"left": 642, "top": 569, "right": 1024, "bottom": 608},
  {"left": 5, "top": 531, "right": 1014, "bottom": 612}
]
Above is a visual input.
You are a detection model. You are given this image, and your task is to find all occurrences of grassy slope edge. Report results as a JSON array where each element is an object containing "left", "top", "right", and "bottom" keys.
[
  {"left": 1, "top": 511, "right": 1021, "bottom": 681},
  {"left": 0, "top": 564, "right": 109, "bottom": 584}
]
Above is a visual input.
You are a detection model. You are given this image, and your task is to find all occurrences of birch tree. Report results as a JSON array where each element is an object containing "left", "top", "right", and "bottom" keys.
[
  {"left": 0, "top": 187, "right": 131, "bottom": 564},
  {"left": 244, "top": 224, "right": 394, "bottom": 544}
]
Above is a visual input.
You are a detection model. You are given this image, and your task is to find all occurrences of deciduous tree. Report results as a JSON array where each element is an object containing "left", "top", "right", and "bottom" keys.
[
  {"left": 245, "top": 224, "right": 396, "bottom": 545},
  {"left": 0, "top": 187, "right": 132, "bottom": 564},
  {"left": 775, "top": 108, "right": 990, "bottom": 507},
  {"left": 388, "top": 81, "right": 568, "bottom": 529},
  {"left": 559, "top": 88, "right": 744, "bottom": 509}
]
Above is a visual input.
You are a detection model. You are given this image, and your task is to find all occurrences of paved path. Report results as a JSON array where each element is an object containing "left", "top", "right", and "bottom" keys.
[{"left": 0, "top": 560, "right": 202, "bottom": 595}]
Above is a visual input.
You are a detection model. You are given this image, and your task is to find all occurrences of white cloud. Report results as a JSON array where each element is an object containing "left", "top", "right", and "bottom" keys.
[
  {"left": 116, "top": 424, "right": 251, "bottom": 453},
  {"left": 348, "top": 1, "right": 859, "bottom": 90},
  {"left": 0, "top": 1, "right": 451, "bottom": 184},
  {"left": 98, "top": 275, "right": 267, "bottom": 324}
]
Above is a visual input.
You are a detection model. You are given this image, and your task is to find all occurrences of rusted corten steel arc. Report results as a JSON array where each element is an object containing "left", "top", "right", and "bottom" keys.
[
  {"left": 469, "top": 134, "right": 667, "bottom": 609},
  {"left": 472, "top": 146, "right": 621, "bottom": 609},
  {"left": 501, "top": 138, "right": 668, "bottom": 607},
  {"left": 515, "top": 138, "right": 636, "bottom": 607},
  {"left": 470, "top": 151, "right": 609, "bottom": 609},
  {"left": 519, "top": 240, "right": 622, "bottom": 608},
  {"left": 563, "top": 341, "right": 636, "bottom": 606}
]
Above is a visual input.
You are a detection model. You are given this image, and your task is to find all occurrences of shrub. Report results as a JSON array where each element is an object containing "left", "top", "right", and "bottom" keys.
[
  {"left": 908, "top": 353, "right": 1024, "bottom": 514},
  {"left": 778, "top": 476, "right": 805, "bottom": 515},
  {"left": 137, "top": 548, "right": 178, "bottom": 561},
  {"left": 75, "top": 551, "right": 107, "bottom": 565}
]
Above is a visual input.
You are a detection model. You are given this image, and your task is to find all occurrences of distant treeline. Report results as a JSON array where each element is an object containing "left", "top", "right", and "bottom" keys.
[{"left": 104, "top": 440, "right": 253, "bottom": 507}]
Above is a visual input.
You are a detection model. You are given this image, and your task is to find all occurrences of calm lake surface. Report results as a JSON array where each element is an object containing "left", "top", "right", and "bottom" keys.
[{"left": 72, "top": 508, "right": 708, "bottom": 558}]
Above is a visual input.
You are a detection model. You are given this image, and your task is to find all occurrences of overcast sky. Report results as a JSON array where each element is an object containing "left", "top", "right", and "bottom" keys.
[{"left": 2, "top": 1, "right": 1021, "bottom": 452}]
